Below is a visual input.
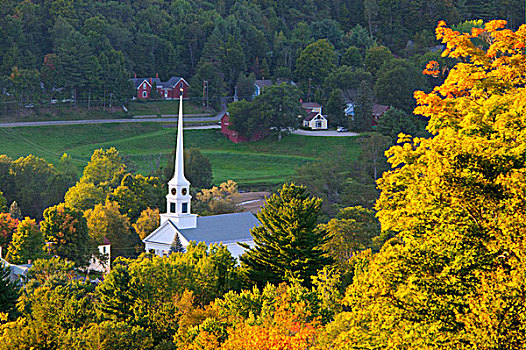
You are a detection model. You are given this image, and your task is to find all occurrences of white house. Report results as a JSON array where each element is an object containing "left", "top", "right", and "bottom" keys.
[
  {"left": 142, "top": 87, "right": 259, "bottom": 260},
  {"left": 301, "top": 102, "right": 328, "bottom": 130},
  {"left": 87, "top": 237, "right": 111, "bottom": 275}
]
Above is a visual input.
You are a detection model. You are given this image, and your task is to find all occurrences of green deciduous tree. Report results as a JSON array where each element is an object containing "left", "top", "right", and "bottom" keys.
[
  {"left": 376, "top": 107, "right": 420, "bottom": 142},
  {"left": 109, "top": 173, "right": 164, "bottom": 223},
  {"left": 226, "top": 99, "right": 263, "bottom": 139},
  {"left": 64, "top": 181, "right": 106, "bottom": 212},
  {"left": 325, "top": 89, "right": 347, "bottom": 127},
  {"left": 240, "top": 183, "right": 332, "bottom": 287},
  {"left": 364, "top": 45, "right": 392, "bottom": 78},
  {"left": 258, "top": 83, "right": 303, "bottom": 140},
  {"left": 80, "top": 148, "right": 126, "bottom": 189},
  {"left": 6, "top": 217, "right": 43, "bottom": 265},
  {"left": 235, "top": 72, "right": 256, "bottom": 101},
  {"left": 319, "top": 206, "right": 381, "bottom": 273},
  {"left": 85, "top": 200, "right": 136, "bottom": 259},
  {"left": 375, "top": 58, "right": 426, "bottom": 113},
  {"left": 341, "top": 46, "right": 363, "bottom": 68},
  {"left": 10, "top": 155, "right": 62, "bottom": 219},
  {"left": 357, "top": 133, "right": 391, "bottom": 181},
  {"left": 295, "top": 39, "right": 337, "bottom": 90},
  {"left": 132, "top": 207, "right": 160, "bottom": 241},
  {"left": 0, "top": 213, "right": 18, "bottom": 254},
  {"left": 164, "top": 149, "right": 213, "bottom": 189},
  {"left": 40, "top": 203, "right": 91, "bottom": 267}
]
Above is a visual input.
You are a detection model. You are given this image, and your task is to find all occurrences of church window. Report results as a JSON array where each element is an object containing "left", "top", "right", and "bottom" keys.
[
  {"left": 170, "top": 202, "right": 176, "bottom": 213},
  {"left": 182, "top": 202, "right": 188, "bottom": 213}
]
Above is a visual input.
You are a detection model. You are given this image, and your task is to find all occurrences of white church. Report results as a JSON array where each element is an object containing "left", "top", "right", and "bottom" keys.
[{"left": 142, "top": 87, "right": 258, "bottom": 259}]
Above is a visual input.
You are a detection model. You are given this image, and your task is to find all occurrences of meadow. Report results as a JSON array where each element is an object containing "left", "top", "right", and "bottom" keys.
[{"left": 0, "top": 123, "right": 361, "bottom": 188}]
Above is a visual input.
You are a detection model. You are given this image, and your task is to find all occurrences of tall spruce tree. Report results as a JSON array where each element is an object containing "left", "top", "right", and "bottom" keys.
[
  {"left": 240, "top": 183, "right": 332, "bottom": 287},
  {"left": 0, "top": 264, "right": 18, "bottom": 319},
  {"left": 170, "top": 234, "right": 184, "bottom": 253},
  {"left": 352, "top": 80, "right": 373, "bottom": 132}
]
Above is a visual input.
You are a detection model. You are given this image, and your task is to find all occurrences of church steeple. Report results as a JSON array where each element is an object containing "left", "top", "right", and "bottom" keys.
[
  {"left": 170, "top": 85, "right": 190, "bottom": 188},
  {"left": 160, "top": 85, "right": 197, "bottom": 228}
]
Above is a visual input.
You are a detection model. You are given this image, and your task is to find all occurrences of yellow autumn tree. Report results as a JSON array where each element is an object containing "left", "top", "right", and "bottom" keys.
[{"left": 330, "top": 20, "right": 526, "bottom": 349}]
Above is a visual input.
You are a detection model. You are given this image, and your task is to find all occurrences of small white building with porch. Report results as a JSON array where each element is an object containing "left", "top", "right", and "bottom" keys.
[{"left": 301, "top": 102, "right": 328, "bottom": 130}]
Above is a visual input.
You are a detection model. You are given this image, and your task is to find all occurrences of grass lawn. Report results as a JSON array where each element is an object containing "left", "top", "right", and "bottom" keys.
[{"left": 0, "top": 124, "right": 361, "bottom": 188}]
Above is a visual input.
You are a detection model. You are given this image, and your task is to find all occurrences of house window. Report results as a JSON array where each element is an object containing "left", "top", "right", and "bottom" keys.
[
  {"left": 142, "top": 91, "right": 147, "bottom": 98},
  {"left": 170, "top": 202, "right": 176, "bottom": 213},
  {"left": 182, "top": 202, "right": 188, "bottom": 213},
  {"left": 316, "top": 121, "right": 322, "bottom": 128}
]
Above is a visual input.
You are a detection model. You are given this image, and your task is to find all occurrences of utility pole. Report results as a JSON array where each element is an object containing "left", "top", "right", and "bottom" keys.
[
  {"left": 202, "top": 79, "right": 206, "bottom": 111},
  {"left": 205, "top": 80, "right": 209, "bottom": 109},
  {"left": 308, "top": 77, "right": 312, "bottom": 102}
]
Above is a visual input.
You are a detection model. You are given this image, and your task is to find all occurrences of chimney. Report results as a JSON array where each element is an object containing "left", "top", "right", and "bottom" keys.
[
  {"left": 134, "top": 72, "right": 137, "bottom": 78},
  {"left": 149, "top": 77, "right": 152, "bottom": 84},
  {"left": 156, "top": 72, "right": 159, "bottom": 78}
]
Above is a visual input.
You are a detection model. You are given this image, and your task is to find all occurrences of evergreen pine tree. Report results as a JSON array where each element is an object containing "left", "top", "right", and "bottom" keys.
[
  {"left": 240, "top": 183, "right": 332, "bottom": 287},
  {"left": 170, "top": 234, "right": 185, "bottom": 253},
  {"left": 0, "top": 264, "right": 18, "bottom": 318},
  {"left": 352, "top": 79, "right": 373, "bottom": 132},
  {"left": 8, "top": 201, "right": 21, "bottom": 220},
  {"left": 149, "top": 82, "right": 160, "bottom": 100}
]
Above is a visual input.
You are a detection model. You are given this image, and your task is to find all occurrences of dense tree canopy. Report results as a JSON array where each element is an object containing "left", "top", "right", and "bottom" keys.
[
  {"left": 40, "top": 203, "right": 91, "bottom": 267},
  {"left": 332, "top": 20, "right": 526, "bottom": 348}
]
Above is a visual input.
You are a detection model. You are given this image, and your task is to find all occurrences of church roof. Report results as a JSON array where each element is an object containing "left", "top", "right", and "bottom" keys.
[
  {"left": 143, "top": 212, "right": 259, "bottom": 246},
  {"left": 179, "top": 212, "right": 259, "bottom": 244}
]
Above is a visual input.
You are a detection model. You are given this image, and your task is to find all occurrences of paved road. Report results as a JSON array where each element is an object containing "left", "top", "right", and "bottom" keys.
[
  {"left": 0, "top": 116, "right": 221, "bottom": 128},
  {"left": 292, "top": 129, "right": 359, "bottom": 137},
  {"left": 0, "top": 98, "right": 228, "bottom": 128}
]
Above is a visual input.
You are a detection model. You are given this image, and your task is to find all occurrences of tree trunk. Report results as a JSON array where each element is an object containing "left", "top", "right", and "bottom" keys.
[{"left": 278, "top": 129, "right": 282, "bottom": 141}]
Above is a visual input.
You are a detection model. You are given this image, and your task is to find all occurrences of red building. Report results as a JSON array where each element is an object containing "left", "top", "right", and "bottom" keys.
[
  {"left": 132, "top": 75, "right": 189, "bottom": 99},
  {"left": 221, "top": 113, "right": 267, "bottom": 143},
  {"left": 372, "top": 104, "right": 390, "bottom": 126}
]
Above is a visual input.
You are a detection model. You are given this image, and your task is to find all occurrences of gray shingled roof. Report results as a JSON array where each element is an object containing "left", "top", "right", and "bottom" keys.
[{"left": 176, "top": 212, "right": 259, "bottom": 245}]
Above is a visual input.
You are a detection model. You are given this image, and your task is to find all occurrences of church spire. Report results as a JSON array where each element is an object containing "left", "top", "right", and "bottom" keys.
[
  {"left": 171, "top": 85, "right": 189, "bottom": 187},
  {"left": 161, "top": 84, "right": 197, "bottom": 229}
]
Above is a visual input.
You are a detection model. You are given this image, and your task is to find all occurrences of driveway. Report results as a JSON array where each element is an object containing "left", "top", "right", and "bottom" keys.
[{"left": 292, "top": 129, "right": 359, "bottom": 137}]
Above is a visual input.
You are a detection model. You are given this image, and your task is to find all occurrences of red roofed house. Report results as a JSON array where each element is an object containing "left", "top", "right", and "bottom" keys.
[
  {"left": 371, "top": 104, "right": 390, "bottom": 126},
  {"left": 132, "top": 74, "right": 189, "bottom": 99},
  {"left": 301, "top": 102, "right": 328, "bottom": 130},
  {"left": 221, "top": 113, "right": 267, "bottom": 143}
]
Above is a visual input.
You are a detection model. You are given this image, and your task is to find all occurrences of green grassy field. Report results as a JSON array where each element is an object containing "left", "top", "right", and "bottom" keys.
[
  {"left": 0, "top": 124, "right": 361, "bottom": 187},
  {"left": 128, "top": 100, "right": 212, "bottom": 116}
]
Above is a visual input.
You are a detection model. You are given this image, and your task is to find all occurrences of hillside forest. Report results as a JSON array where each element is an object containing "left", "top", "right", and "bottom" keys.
[
  {"left": 0, "top": 18, "right": 524, "bottom": 349},
  {"left": 1, "top": 0, "right": 525, "bottom": 114}
]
